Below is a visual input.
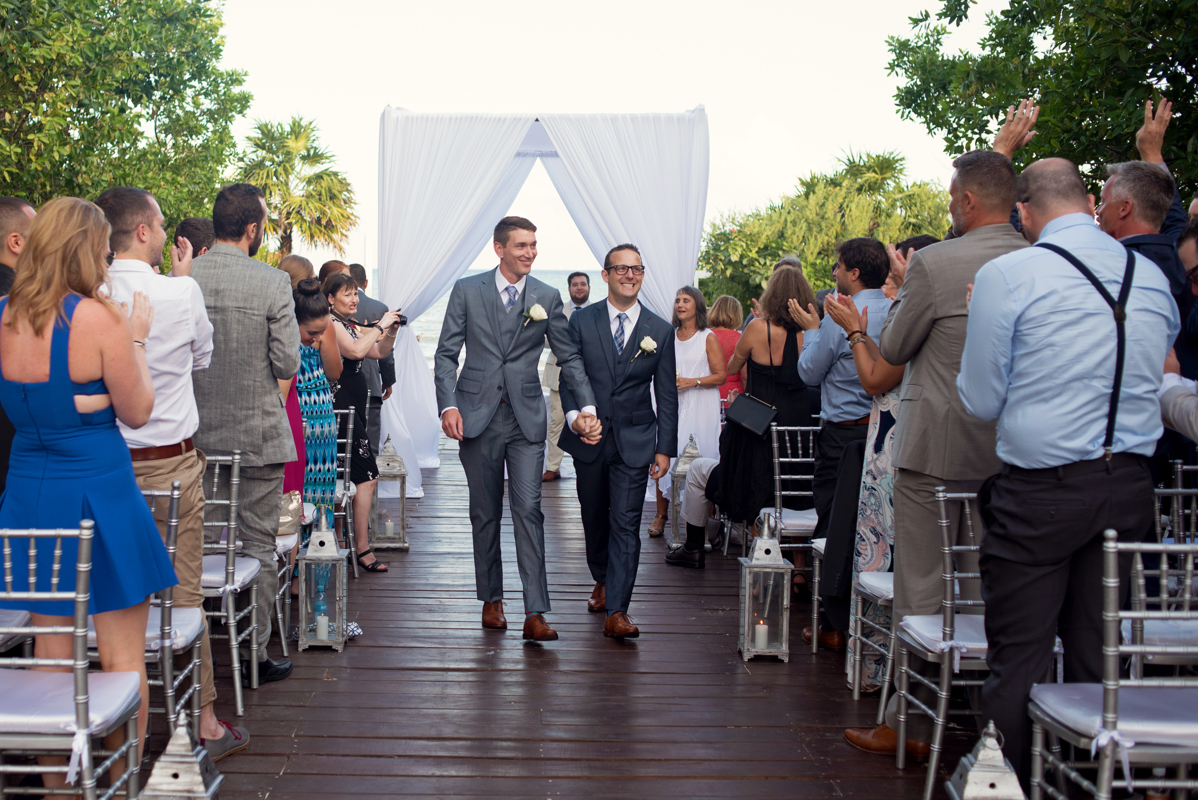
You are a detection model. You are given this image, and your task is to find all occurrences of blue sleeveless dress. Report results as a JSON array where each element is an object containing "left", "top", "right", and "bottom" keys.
[{"left": 0, "top": 294, "right": 177, "bottom": 615}]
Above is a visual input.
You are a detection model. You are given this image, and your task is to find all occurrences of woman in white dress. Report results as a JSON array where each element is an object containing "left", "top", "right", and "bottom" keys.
[{"left": 650, "top": 286, "right": 726, "bottom": 536}]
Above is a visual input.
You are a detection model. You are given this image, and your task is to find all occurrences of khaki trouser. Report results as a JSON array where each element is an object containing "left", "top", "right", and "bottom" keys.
[
  {"left": 133, "top": 448, "right": 217, "bottom": 707},
  {"left": 545, "top": 389, "right": 565, "bottom": 472}
]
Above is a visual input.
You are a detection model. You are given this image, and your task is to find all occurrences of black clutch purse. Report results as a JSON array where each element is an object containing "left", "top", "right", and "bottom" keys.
[{"left": 725, "top": 392, "right": 776, "bottom": 437}]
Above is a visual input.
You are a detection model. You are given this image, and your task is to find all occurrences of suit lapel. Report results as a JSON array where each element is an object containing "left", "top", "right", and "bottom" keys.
[
  {"left": 479, "top": 270, "right": 503, "bottom": 353},
  {"left": 614, "top": 307, "right": 648, "bottom": 389},
  {"left": 592, "top": 305, "right": 618, "bottom": 381}
]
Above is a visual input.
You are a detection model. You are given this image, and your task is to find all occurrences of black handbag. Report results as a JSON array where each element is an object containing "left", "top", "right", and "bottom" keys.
[{"left": 724, "top": 324, "right": 777, "bottom": 437}]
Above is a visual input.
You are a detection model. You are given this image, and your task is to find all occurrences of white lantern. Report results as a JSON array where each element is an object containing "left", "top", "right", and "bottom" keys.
[
  {"left": 738, "top": 513, "right": 792, "bottom": 661},
  {"left": 668, "top": 435, "right": 702, "bottom": 549},
  {"left": 296, "top": 515, "right": 349, "bottom": 652},
  {"left": 371, "top": 435, "right": 408, "bottom": 551},
  {"left": 141, "top": 714, "right": 223, "bottom": 799},
  {"left": 946, "top": 721, "right": 1026, "bottom": 799}
]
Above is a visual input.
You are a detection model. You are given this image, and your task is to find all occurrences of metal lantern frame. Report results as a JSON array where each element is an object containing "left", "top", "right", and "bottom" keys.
[
  {"left": 371, "top": 434, "right": 409, "bottom": 551},
  {"left": 296, "top": 522, "right": 350, "bottom": 652},
  {"left": 737, "top": 519, "right": 793, "bottom": 661},
  {"left": 668, "top": 434, "right": 702, "bottom": 550}
]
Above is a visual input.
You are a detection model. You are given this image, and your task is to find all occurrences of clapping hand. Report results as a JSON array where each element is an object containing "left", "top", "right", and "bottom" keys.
[
  {"left": 885, "top": 243, "right": 910, "bottom": 289},
  {"left": 787, "top": 297, "right": 821, "bottom": 331},
  {"left": 749, "top": 297, "right": 762, "bottom": 319},
  {"left": 826, "top": 293, "right": 866, "bottom": 335},
  {"left": 169, "top": 236, "right": 193, "bottom": 277},
  {"left": 123, "top": 291, "right": 154, "bottom": 342},
  {"left": 572, "top": 412, "right": 602, "bottom": 445},
  {"left": 966, "top": 283, "right": 974, "bottom": 312},
  {"left": 992, "top": 99, "right": 1040, "bottom": 158},
  {"left": 1136, "top": 97, "right": 1172, "bottom": 164}
]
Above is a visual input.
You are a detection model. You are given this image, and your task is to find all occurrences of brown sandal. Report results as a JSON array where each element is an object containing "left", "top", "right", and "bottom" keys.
[{"left": 648, "top": 514, "right": 667, "bottom": 537}]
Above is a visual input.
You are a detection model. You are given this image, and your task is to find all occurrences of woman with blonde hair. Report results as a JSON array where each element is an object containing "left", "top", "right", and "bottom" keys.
[
  {"left": 708, "top": 294, "right": 744, "bottom": 401},
  {"left": 0, "top": 197, "right": 176, "bottom": 786}
]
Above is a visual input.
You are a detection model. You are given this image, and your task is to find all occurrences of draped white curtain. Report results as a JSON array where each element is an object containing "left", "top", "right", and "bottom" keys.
[
  {"left": 375, "top": 107, "right": 536, "bottom": 496},
  {"left": 539, "top": 107, "right": 710, "bottom": 318}
]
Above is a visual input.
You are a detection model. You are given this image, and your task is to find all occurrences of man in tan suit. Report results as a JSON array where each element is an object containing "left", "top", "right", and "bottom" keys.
[
  {"left": 844, "top": 148, "right": 1030, "bottom": 756},
  {"left": 542, "top": 271, "right": 592, "bottom": 481}
]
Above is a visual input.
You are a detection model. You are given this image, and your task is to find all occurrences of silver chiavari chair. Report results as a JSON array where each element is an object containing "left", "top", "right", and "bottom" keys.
[
  {"left": 0, "top": 609, "right": 32, "bottom": 658},
  {"left": 332, "top": 407, "right": 359, "bottom": 578},
  {"left": 763, "top": 424, "right": 821, "bottom": 651},
  {"left": 199, "top": 452, "right": 259, "bottom": 716},
  {"left": 849, "top": 568, "right": 896, "bottom": 720},
  {"left": 0, "top": 521, "right": 143, "bottom": 799},
  {"left": 1029, "top": 530, "right": 1198, "bottom": 800}
]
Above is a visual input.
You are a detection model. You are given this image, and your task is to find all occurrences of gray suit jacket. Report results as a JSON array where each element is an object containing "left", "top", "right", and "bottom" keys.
[
  {"left": 190, "top": 243, "right": 301, "bottom": 466},
  {"left": 878, "top": 224, "right": 1028, "bottom": 480},
  {"left": 542, "top": 301, "right": 585, "bottom": 391},
  {"left": 1162, "top": 384, "right": 1198, "bottom": 444},
  {"left": 435, "top": 269, "right": 595, "bottom": 442},
  {"left": 351, "top": 289, "right": 396, "bottom": 398}
]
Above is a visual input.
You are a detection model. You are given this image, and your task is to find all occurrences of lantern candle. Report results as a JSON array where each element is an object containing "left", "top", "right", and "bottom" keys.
[
  {"left": 385, "top": 518, "right": 395, "bottom": 537},
  {"left": 754, "top": 620, "right": 769, "bottom": 649}
]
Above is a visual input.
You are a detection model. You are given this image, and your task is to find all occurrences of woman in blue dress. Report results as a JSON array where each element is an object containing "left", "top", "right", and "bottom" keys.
[{"left": 0, "top": 197, "right": 176, "bottom": 780}]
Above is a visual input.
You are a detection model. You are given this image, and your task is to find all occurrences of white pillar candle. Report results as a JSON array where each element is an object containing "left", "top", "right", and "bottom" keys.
[
  {"left": 754, "top": 620, "right": 769, "bottom": 649},
  {"left": 385, "top": 519, "right": 395, "bottom": 536},
  {"left": 316, "top": 615, "right": 329, "bottom": 640}
]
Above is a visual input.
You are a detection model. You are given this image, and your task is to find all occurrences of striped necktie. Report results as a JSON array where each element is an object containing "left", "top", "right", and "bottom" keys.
[
  {"left": 504, "top": 285, "right": 519, "bottom": 311},
  {"left": 614, "top": 312, "right": 628, "bottom": 353}
]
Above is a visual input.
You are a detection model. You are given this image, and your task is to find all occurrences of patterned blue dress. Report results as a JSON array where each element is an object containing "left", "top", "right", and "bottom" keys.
[{"left": 297, "top": 345, "right": 336, "bottom": 509}]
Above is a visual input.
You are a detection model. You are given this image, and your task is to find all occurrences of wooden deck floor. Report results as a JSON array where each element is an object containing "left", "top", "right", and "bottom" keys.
[{"left": 214, "top": 436, "right": 971, "bottom": 799}]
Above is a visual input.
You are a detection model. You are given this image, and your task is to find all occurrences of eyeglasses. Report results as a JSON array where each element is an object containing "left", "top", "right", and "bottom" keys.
[
  {"left": 605, "top": 265, "right": 645, "bottom": 276},
  {"left": 105, "top": 251, "right": 115, "bottom": 266},
  {"left": 1187, "top": 266, "right": 1198, "bottom": 287}
]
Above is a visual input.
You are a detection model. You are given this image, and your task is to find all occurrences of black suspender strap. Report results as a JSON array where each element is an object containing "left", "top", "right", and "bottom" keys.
[{"left": 1034, "top": 242, "right": 1136, "bottom": 461}]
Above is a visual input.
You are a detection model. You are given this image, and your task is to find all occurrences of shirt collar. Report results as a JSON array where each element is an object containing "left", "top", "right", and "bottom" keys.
[
  {"left": 1039, "top": 212, "right": 1099, "bottom": 239},
  {"left": 607, "top": 298, "right": 639, "bottom": 322},
  {"left": 494, "top": 266, "right": 526, "bottom": 296},
  {"left": 851, "top": 288, "right": 887, "bottom": 302},
  {"left": 109, "top": 258, "right": 157, "bottom": 275}
]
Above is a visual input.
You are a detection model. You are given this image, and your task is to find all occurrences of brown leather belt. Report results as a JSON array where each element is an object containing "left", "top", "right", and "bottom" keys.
[
  {"left": 830, "top": 415, "right": 871, "bottom": 426},
  {"left": 129, "top": 437, "right": 196, "bottom": 462}
]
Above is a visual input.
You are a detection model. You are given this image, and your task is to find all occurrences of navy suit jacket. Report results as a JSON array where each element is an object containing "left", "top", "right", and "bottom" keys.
[{"left": 558, "top": 302, "right": 678, "bottom": 468}]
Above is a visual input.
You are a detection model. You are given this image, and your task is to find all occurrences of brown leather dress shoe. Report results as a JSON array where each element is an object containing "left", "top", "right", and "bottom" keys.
[
  {"left": 844, "top": 723, "right": 930, "bottom": 762},
  {"left": 603, "top": 611, "right": 640, "bottom": 639},
  {"left": 522, "top": 613, "right": 559, "bottom": 641},
  {"left": 482, "top": 600, "right": 507, "bottom": 630},
  {"left": 541, "top": 470, "right": 560, "bottom": 482},
  {"left": 801, "top": 625, "right": 846, "bottom": 652},
  {"left": 587, "top": 583, "right": 606, "bottom": 612}
]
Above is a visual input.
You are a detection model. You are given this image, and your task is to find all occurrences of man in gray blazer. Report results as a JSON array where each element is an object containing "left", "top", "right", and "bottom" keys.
[
  {"left": 349, "top": 263, "right": 396, "bottom": 455},
  {"left": 844, "top": 150, "right": 1030, "bottom": 756},
  {"left": 435, "top": 216, "right": 599, "bottom": 641},
  {"left": 191, "top": 183, "right": 301, "bottom": 682},
  {"left": 541, "top": 271, "right": 591, "bottom": 481}
]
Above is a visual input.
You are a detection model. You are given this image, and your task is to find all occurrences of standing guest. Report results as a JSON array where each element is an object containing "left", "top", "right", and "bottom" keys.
[
  {"left": 957, "top": 158, "right": 1178, "bottom": 789},
  {"left": 434, "top": 216, "right": 598, "bottom": 642},
  {"left": 795, "top": 238, "right": 893, "bottom": 543},
  {"left": 0, "top": 197, "right": 35, "bottom": 497},
  {"left": 0, "top": 197, "right": 175, "bottom": 787},
  {"left": 543, "top": 271, "right": 591, "bottom": 482},
  {"left": 558, "top": 243, "right": 677, "bottom": 634},
  {"left": 714, "top": 267, "right": 821, "bottom": 572},
  {"left": 276, "top": 258, "right": 318, "bottom": 503},
  {"left": 708, "top": 295, "right": 744, "bottom": 400},
  {"left": 323, "top": 271, "right": 402, "bottom": 572},
  {"left": 191, "top": 182, "right": 299, "bottom": 685},
  {"left": 174, "top": 217, "right": 215, "bottom": 261},
  {"left": 94, "top": 187, "right": 248, "bottom": 759},
  {"left": 743, "top": 255, "right": 802, "bottom": 330},
  {"left": 650, "top": 287, "right": 725, "bottom": 537},
  {"left": 318, "top": 259, "right": 348, "bottom": 283},
  {"left": 883, "top": 236, "right": 940, "bottom": 300},
  {"left": 348, "top": 263, "right": 396, "bottom": 456}
]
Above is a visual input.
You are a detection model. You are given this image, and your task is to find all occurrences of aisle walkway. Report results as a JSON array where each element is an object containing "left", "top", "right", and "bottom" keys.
[{"left": 216, "top": 437, "right": 966, "bottom": 798}]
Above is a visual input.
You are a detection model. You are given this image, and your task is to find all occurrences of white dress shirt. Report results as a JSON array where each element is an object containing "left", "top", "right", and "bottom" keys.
[
  {"left": 495, "top": 268, "right": 527, "bottom": 305},
  {"left": 105, "top": 259, "right": 214, "bottom": 448}
]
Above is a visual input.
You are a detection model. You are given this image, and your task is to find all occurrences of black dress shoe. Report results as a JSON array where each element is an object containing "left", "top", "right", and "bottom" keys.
[
  {"left": 664, "top": 543, "right": 705, "bottom": 569},
  {"left": 243, "top": 656, "right": 293, "bottom": 686}
]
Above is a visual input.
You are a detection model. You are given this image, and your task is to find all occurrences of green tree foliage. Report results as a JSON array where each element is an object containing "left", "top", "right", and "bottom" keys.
[
  {"left": 239, "top": 117, "right": 358, "bottom": 261},
  {"left": 0, "top": 0, "right": 251, "bottom": 226},
  {"left": 886, "top": 0, "right": 1197, "bottom": 190},
  {"left": 698, "top": 152, "right": 949, "bottom": 305}
]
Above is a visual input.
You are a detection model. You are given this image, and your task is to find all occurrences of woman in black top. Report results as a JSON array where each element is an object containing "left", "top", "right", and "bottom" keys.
[{"left": 323, "top": 272, "right": 402, "bottom": 572}]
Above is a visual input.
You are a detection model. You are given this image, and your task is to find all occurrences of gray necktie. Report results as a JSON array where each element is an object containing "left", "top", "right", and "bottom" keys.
[
  {"left": 504, "top": 285, "right": 519, "bottom": 312},
  {"left": 614, "top": 312, "right": 628, "bottom": 353}
]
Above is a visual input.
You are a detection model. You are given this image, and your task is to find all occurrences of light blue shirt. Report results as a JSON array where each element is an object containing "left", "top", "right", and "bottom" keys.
[
  {"left": 957, "top": 212, "right": 1180, "bottom": 469},
  {"left": 798, "top": 288, "right": 892, "bottom": 422}
]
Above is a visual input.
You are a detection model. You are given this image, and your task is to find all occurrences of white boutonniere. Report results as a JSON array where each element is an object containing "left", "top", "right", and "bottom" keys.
[
  {"left": 522, "top": 303, "right": 547, "bottom": 331},
  {"left": 629, "top": 335, "right": 657, "bottom": 363}
]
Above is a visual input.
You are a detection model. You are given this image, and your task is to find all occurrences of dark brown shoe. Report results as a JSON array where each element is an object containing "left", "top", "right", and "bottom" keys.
[
  {"left": 522, "top": 613, "right": 559, "bottom": 641},
  {"left": 587, "top": 583, "right": 606, "bottom": 613},
  {"left": 802, "top": 625, "right": 845, "bottom": 652},
  {"left": 482, "top": 600, "right": 507, "bottom": 630},
  {"left": 843, "top": 723, "right": 930, "bottom": 762},
  {"left": 541, "top": 470, "right": 560, "bottom": 482},
  {"left": 603, "top": 611, "right": 640, "bottom": 639}
]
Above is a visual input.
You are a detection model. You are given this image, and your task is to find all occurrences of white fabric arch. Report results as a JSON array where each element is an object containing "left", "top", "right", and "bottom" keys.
[{"left": 375, "top": 106, "right": 709, "bottom": 496}]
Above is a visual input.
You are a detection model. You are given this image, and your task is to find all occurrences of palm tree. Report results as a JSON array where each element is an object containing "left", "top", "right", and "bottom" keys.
[{"left": 239, "top": 117, "right": 358, "bottom": 259}]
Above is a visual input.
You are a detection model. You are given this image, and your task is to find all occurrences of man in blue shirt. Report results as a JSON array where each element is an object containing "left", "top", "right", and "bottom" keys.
[
  {"left": 958, "top": 158, "right": 1179, "bottom": 789},
  {"left": 795, "top": 238, "right": 893, "bottom": 543}
]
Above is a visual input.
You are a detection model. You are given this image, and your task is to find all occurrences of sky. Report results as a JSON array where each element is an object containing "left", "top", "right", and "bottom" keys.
[{"left": 219, "top": 0, "right": 1006, "bottom": 276}]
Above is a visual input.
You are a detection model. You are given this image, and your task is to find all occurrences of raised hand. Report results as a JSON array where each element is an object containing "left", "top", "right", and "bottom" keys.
[
  {"left": 787, "top": 297, "right": 821, "bottom": 331},
  {"left": 749, "top": 297, "right": 762, "bottom": 319},
  {"left": 992, "top": 99, "right": 1040, "bottom": 158},
  {"left": 378, "top": 309, "right": 403, "bottom": 330},
  {"left": 825, "top": 292, "right": 864, "bottom": 334},
  {"left": 885, "top": 243, "right": 910, "bottom": 289},
  {"left": 1136, "top": 97, "right": 1172, "bottom": 164},
  {"left": 169, "top": 235, "right": 193, "bottom": 277}
]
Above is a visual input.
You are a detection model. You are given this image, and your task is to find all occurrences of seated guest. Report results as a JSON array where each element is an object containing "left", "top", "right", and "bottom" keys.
[
  {"left": 0, "top": 197, "right": 176, "bottom": 786},
  {"left": 708, "top": 295, "right": 744, "bottom": 401}
]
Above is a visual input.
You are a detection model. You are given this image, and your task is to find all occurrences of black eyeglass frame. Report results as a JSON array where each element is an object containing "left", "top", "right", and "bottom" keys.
[{"left": 604, "top": 264, "right": 646, "bottom": 276}]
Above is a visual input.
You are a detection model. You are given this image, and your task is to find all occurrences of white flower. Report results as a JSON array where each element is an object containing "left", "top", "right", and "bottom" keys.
[
  {"left": 639, "top": 336, "right": 657, "bottom": 354},
  {"left": 526, "top": 303, "right": 547, "bottom": 321}
]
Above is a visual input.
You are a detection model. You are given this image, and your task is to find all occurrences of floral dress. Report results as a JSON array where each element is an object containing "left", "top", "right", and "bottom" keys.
[
  {"left": 297, "top": 345, "right": 337, "bottom": 509},
  {"left": 846, "top": 387, "right": 899, "bottom": 686}
]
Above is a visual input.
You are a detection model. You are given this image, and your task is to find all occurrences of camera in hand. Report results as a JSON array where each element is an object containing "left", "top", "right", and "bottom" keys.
[{"left": 395, "top": 312, "right": 408, "bottom": 327}]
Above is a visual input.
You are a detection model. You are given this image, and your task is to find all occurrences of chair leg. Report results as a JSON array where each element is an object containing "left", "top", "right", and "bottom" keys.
[
  {"left": 850, "top": 590, "right": 862, "bottom": 700},
  {"left": 922, "top": 653, "right": 952, "bottom": 800},
  {"left": 346, "top": 504, "right": 360, "bottom": 578},
  {"left": 721, "top": 515, "right": 730, "bottom": 557},
  {"left": 1030, "top": 721, "right": 1044, "bottom": 800},
  {"left": 226, "top": 601, "right": 245, "bottom": 716},
  {"left": 275, "top": 566, "right": 289, "bottom": 658},
  {"left": 190, "top": 641, "right": 202, "bottom": 730},
  {"left": 876, "top": 612, "right": 897, "bottom": 727},
  {"left": 249, "top": 585, "right": 260, "bottom": 689},
  {"left": 126, "top": 710, "right": 141, "bottom": 799},
  {"left": 1095, "top": 741, "right": 1115, "bottom": 800},
  {"left": 161, "top": 645, "right": 176, "bottom": 731},
  {"left": 811, "top": 553, "right": 821, "bottom": 655},
  {"left": 896, "top": 645, "right": 910, "bottom": 770}
]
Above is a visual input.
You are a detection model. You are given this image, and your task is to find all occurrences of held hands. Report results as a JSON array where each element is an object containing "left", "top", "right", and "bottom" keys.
[
  {"left": 441, "top": 408, "right": 464, "bottom": 440},
  {"left": 787, "top": 297, "right": 821, "bottom": 331},
  {"left": 648, "top": 453, "right": 670, "bottom": 481},
  {"left": 885, "top": 243, "right": 910, "bottom": 289},
  {"left": 1136, "top": 97, "right": 1172, "bottom": 164},
  {"left": 571, "top": 412, "right": 602, "bottom": 445},
  {"left": 1165, "top": 348, "right": 1181, "bottom": 376},
  {"left": 169, "top": 236, "right": 193, "bottom": 277},
  {"left": 122, "top": 291, "right": 154, "bottom": 342},
  {"left": 825, "top": 293, "right": 866, "bottom": 334},
  {"left": 992, "top": 99, "right": 1040, "bottom": 158}
]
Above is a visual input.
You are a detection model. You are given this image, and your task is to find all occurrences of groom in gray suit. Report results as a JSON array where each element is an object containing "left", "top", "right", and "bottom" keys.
[{"left": 435, "top": 216, "right": 600, "bottom": 641}]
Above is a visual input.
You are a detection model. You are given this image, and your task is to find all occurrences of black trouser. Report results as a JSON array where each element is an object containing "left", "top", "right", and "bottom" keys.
[
  {"left": 978, "top": 454, "right": 1152, "bottom": 792},
  {"left": 813, "top": 422, "right": 869, "bottom": 540}
]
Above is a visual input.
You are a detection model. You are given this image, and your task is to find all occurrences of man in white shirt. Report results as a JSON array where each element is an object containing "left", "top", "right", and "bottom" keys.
[{"left": 96, "top": 188, "right": 248, "bottom": 761}]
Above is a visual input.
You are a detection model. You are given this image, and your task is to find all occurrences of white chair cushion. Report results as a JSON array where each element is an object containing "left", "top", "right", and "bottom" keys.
[
  {"left": 0, "top": 669, "right": 141, "bottom": 735},
  {"left": 85, "top": 607, "right": 204, "bottom": 652},
  {"left": 856, "top": 572, "right": 895, "bottom": 603},
  {"left": 301, "top": 503, "right": 317, "bottom": 525},
  {"left": 759, "top": 506, "right": 818, "bottom": 534},
  {"left": 0, "top": 609, "right": 31, "bottom": 651},
  {"left": 811, "top": 538, "right": 826, "bottom": 558},
  {"left": 200, "top": 554, "right": 261, "bottom": 591},
  {"left": 275, "top": 533, "right": 298, "bottom": 557},
  {"left": 900, "top": 613, "right": 989, "bottom": 660},
  {"left": 1121, "top": 619, "right": 1198, "bottom": 649},
  {"left": 1031, "top": 683, "right": 1198, "bottom": 748}
]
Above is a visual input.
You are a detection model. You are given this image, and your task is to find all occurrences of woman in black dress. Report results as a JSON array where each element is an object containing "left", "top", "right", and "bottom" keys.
[{"left": 323, "top": 272, "right": 402, "bottom": 572}]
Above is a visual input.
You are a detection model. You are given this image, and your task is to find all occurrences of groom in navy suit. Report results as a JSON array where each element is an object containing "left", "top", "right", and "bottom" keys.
[{"left": 558, "top": 243, "right": 678, "bottom": 639}]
